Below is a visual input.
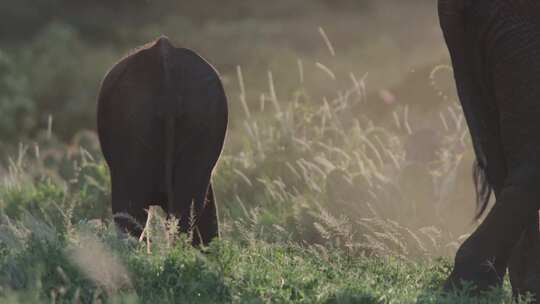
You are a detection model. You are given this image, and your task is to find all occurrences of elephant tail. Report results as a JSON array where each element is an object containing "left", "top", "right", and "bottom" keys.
[
  {"left": 156, "top": 36, "right": 179, "bottom": 213},
  {"left": 473, "top": 159, "right": 492, "bottom": 220}
]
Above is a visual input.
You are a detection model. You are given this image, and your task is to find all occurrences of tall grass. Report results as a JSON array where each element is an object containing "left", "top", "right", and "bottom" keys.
[
  {"left": 0, "top": 27, "right": 510, "bottom": 303},
  {"left": 0, "top": 147, "right": 527, "bottom": 302},
  {"left": 215, "top": 51, "right": 477, "bottom": 260}
]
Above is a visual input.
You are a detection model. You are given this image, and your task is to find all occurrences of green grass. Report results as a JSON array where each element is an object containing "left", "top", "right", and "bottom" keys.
[
  {"left": 0, "top": 76, "right": 532, "bottom": 302},
  {"left": 0, "top": 217, "right": 527, "bottom": 303}
]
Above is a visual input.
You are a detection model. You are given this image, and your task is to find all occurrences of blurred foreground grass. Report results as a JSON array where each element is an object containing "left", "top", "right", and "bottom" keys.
[{"left": 0, "top": 222, "right": 526, "bottom": 303}]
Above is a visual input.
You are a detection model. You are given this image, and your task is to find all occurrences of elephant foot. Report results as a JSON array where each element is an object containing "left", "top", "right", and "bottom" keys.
[
  {"left": 509, "top": 220, "right": 540, "bottom": 303},
  {"left": 510, "top": 263, "right": 540, "bottom": 303},
  {"left": 443, "top": 240, "right": 506, "bottom": 295},
  {"left": 511, "top": 276, "right": 540, "bottom": 304},
  {"left": 443, "top": 264, "right": 503, "bottom": 295}
]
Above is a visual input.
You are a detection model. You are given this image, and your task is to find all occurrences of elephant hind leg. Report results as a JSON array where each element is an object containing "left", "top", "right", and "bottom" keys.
[
  {"left": 112, "top": 197, "right": 148, "bottom": 239},
  {"left": 192, "top": 182, "right": 220, "bottom": 246},
  {"left": 167, "top": 139, "right": 222, "bottom": 246},
  {"left": 508, "top": 210, "right": 540, "bottom": 300},
  {"left": 447, "top": 164, "right": 540, "bottom": 293},
  {"left": 111, "top": 172, "right": 151, "bottom": 239},
  {"left": 169, "top": 167, "right": 216, "bottom": 246}
]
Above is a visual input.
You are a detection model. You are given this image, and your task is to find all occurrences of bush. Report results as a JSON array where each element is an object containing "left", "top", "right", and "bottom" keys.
[{"left": 0, "top": 50, "right": 35, "bottom": 141}]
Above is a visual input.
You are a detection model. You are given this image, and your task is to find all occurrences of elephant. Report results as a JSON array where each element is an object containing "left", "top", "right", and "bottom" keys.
[
  {"left": 97, "top": 37, "right": 228, "bottom": 246},
  {"left": 508, "top": 211, "right": 540, "bottom": 299},
  {"left": 439, "top": 0, "right": 540, "bottom": 296}
]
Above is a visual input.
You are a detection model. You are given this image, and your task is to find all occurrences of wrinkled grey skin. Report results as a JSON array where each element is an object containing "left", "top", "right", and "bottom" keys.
[
  {"left": 97, "top": 37, "right": 228, "bottom": 246},
  {"left": 439, "top": 0, "right": 540, "bottom": 298}
]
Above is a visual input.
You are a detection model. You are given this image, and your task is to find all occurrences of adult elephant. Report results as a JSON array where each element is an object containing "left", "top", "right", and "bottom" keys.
[
  {"left": 439, "top": 0, "right": 540, "bottom": 296},
  {"left": 97, "top": 37, "right": 228, "bottom": 246}
]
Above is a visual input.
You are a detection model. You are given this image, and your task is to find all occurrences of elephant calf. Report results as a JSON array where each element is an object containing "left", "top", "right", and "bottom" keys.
[{"left": 97, "top": 37, "right": 228, "bottom": 246}]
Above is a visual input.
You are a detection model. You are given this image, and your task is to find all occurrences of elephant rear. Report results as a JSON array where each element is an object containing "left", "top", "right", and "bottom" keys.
[{"left": 97, "top": 37, "right": 228, "bottom": 244}]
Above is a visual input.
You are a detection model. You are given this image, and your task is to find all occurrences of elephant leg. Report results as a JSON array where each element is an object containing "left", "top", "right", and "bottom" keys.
[
  {"left": 509, "top": 210, "right": 540, "bottom": 300},
  {"left": 167, "top": 135, "right": 221, "bottom": 246},
  {"left": 442, "top": 13, "right": 540, "bottom": 292},
  {"left": 446, "top": 165, "right": 540, "bottom": 293},
  {"left": 111, "top": 170, "right": 150, "bottom": 239},
  {"left": 169, "top": 165, "right": 215, "bottom": 246},
  {"left": 194, "top": 182, "right": 220, "bottom": 245},
  {"left": 111, "top": 188, "right": 148, "bottom": 239}
]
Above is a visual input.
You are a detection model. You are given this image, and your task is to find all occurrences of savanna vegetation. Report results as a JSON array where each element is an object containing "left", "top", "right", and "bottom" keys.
[{"left": 0, "top": 1, "right": 532, "bottom": 303}]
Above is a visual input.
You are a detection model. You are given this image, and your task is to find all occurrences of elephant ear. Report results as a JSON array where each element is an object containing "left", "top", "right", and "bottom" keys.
[{"left": 438, "top": 0, "right": 506, "bottom": 218}]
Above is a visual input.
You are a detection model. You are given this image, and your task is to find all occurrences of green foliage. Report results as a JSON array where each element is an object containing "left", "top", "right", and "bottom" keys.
[
  {"left": 127, "top": 242, "right": 230, "bottom": 303},
  {"left": 0, "top": 177, "right": 66, "bottom": 231},
  {"left": 0, "top": 23, "right": 119, "bottom": 143},
  {"left": 0, "top": 50, "right": 35, "bottom": 140},
  {"left": 0, "top": 214, "right": 530, "bottom": 303}
]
